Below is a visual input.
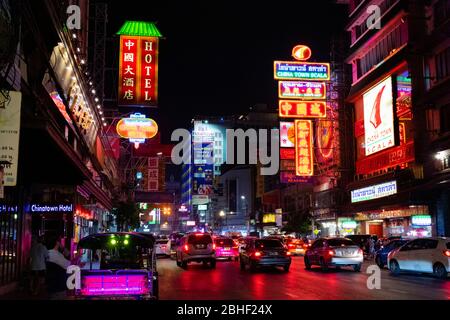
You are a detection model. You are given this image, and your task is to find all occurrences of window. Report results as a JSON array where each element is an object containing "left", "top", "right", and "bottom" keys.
[
  {"left": 326, "top": 239, "right": 355, "bottom": 247},
  {"left": 440, "top": 104, "right": 450, "bottom": 133},
  {"left": 434, "top": 0, "right": 450, "bottom": 28},
  {"left": 421, "top": 239, "right": 438, "bottom": 249},
  {"left": 311, "top": 239, "right": 323, "bottom": 249},
  {"left": 435, "top": 47, "right": 450, "bottom": 81},
  {"left": 255, "top": 240, "right": 283, "bottom": 249}
]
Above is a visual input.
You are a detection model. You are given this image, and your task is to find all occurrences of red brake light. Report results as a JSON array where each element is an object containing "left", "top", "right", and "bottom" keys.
[
  {"left": 184, "top": 244, "right": 189, "bottom": 252},
  {"left": 444, "top": 250, "right": 450, "bottom": 257},
  {"left": 286, "top": 251, "right": 292, "bottom": 256},
  {"left": 328, "top": 250, "right": 335, "bottom": 256},
  {"left": 254, "top": 251, "right": 262, "bottom": 257},
  {"left": 213, "top": 244, "right": 216, "bottom": 250},
  {"left": 195, "top": 233, "right": 203, "bottom": 236}
]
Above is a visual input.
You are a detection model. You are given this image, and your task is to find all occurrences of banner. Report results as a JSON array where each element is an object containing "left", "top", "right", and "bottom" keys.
[
  {"left": 0, "top": 91, "right": 21, "bottom": 186},
  {"left": 279, "top": 100, "right": 327, "bottom": 118}
]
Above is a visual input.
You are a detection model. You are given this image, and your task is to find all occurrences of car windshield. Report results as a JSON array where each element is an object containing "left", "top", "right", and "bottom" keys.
[
  {"left": 255, "top": 240, "right": 283, "bottom": 249},
  {"left": 215, "top": 238, "right": 234, "bottom": 246},
  {"left": 327, "top": 239, "right": 355, "bottom": 247},
  {"left": 188, "top": 234, "right": 212, "bottom": 245}
]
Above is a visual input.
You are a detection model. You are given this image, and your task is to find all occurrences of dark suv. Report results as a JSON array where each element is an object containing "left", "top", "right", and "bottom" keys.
[
  {"left": 239, "top": 238, "right": 291, "bottom": 272},
  {"left": 176, "top": 233, "right": 216, "bottom": 269}
]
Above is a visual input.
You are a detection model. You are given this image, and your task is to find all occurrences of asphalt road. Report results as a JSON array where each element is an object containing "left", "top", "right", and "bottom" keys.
[{"left": 157, "top": 255, "right": 450, "bottom": 300}]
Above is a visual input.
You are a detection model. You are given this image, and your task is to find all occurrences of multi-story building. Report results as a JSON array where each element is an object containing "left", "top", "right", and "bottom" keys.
[
  {"left": 340, "top": 0, "right": 450, "bottom": 238},
  {"left": 0, "top": 0, "right": 120, "bottom": 294}
]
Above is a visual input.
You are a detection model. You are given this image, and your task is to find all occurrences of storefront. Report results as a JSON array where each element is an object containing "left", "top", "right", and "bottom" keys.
[
  {"left": 312, "top": 209, "right": 337, "bottom": 237},
  {"left": 354, "top": 206, "right": 433, "bottom": 238},
  {"left": 337, "top": 217, "right": 358, "bottom": 236}
]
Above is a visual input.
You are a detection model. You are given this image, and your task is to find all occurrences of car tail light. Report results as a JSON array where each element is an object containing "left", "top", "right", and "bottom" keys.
[
  {"left": 254, "top": 251, "right": 262, "bottom": 258},
  {"left": 444, "top": 250, "right": 450, "bottom": 258},
  {"left": 328, "top": 250, "right": 335, "bottom": 256},
  {"left": 286, "top": 251, "right": 292, "bottom": 256},
  {"left": 184, "top": 244, "right": 189, "bottom": 252},
  {"left": 288, "top": 244, "right": 295, "bottom": 248},
  {"left": 213, "top": 243, "right": 216, "bottom": 250},
  {"left": 358, "top": 249, "right": 363, "bottom": 255}
]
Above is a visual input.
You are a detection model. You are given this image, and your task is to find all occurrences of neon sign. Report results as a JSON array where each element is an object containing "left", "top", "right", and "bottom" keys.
[
  {"left": 294, "top": 120, "right": 314, "bottom": 176},
  {"left": 351, "top": 181, "right": 397, "bottom": 203},
  {"left": 278, "top": 81, "right": 326, "bottom": 99},
  {"left": 116, "top": 113, "right": 158, "bottom": 149},
  {"left": 292, "top": 45, "right": 312, "bottom": 61},
  {"left": 274, "top": 61, "right": 330, "bottom": 81},
  {"left": 279, "top": 100, "right": 327, "bottom": 118}
]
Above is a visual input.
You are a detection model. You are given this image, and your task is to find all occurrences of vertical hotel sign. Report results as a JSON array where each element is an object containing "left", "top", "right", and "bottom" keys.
[
  {"left": 118, "top": 22, "right": 160, "bottom": 107},
  {"left": 294, "top": 120, "right": 314, "bottom": 176}
]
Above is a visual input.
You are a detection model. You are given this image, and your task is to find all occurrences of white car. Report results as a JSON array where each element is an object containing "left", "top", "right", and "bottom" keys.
[
  {"left": 155, "top": 239, "right": 171, "bottom": 256},
  {"left": 388, "top": 237, "right": 450, "bottom": 279}
]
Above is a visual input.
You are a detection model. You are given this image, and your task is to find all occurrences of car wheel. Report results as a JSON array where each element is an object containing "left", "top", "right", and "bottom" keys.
[
  {"left": 353, "top": 264, "right": 362, "bottom": 272},
  {"left": 304, "top": 256, "right": 311, "bottom": 270},
  {"left": 240, "top": 259, "right": 246, "bottom": 271},
  {"left": 250, "top": 261, "right": 257, "bottom": 272},
  {"left": 210, "top": 259, "right": 216, "bottom": 269},
  {"left": 375, "top": 256, "right": 384, "bottom": 268},
  {"left": 181, "top": 261, "right": 188, "bottom": 269},
  {"left": 389, "top": 260, "right": 400, "bottom": 276},
  {"left": 283, "top": 265, "right": 290, "bottom": 272},
  {"left": 433, "top": 263, "right": 447, "bottom": 280},
  {"left": 319, "top": 258, "right": 328, "bottom": 272}
]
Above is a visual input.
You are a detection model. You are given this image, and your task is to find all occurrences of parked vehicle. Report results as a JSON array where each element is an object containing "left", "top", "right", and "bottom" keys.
[
  {"left": 75, "top": 232, "right": 158, "bottom": 300},
  {"left": 175, "top": 233, "right": 216, "bottom": 269},
  {"left": 388, "top": 237, "right": 450, "bottom": 279},
  {"left": 239, "top": 238, "right": 291, "bottom": 272},
  {"left": 155, "top": 239, "right": 171, "bottom": 257},
  {"left": 304, "top": 237, "right": 364, "bottom": 272},
  {"left": 375, "top": 239, "right": 408, "bottom": 268}
]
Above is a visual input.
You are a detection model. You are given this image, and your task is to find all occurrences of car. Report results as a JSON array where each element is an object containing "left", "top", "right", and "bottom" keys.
[
  {"left": 387, "top": 237, "right": 450, "bottom": 279},
  {"left": 239, "top": 238, "right": 291, "bottom": 272},
  {"left": 175, "top": 233, "right": 216, "bottom": 269},
  {"left": 155, "top": 238, "right": 171, "bottom": 257},
  {"left": 168, "top": 232, "right": 185, "bottom": 258},
  {"left": 214, "top": 237, "right": 239, "bottom": 261},
  {"left": 75, "top": 232, "right": 158, "bottom": 300},
  {"left": 286, "top": 238, "right": 307, "bottom": 256},
  {"left": 304, "top": 237, "right": 364, "bottom": 272},
  {"left": 346, "top": 234, "right": 374, "bottom": 250},
  {"left": 375, "top": 239, "right": 408, "bottom": 268}
]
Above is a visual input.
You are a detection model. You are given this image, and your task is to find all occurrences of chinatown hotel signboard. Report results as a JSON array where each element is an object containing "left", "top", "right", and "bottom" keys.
[{"left": 117, "top": 21, "right": 162, "bottom": 107}]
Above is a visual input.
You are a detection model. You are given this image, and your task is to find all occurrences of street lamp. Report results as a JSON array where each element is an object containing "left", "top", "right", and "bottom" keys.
[{"left": 219, "top": 211, "right": 225, "bottom": 217}]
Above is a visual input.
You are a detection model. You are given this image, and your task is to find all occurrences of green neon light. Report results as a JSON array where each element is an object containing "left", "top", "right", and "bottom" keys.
[
  {"left": 117, "top": 21, "right": 162, "bottom": 37},
  {"left": 110, "top": 239, "right": 117, "bottom": 245},
  {"left": 123, "top": 239, "right": 129, "bottom": 245}
]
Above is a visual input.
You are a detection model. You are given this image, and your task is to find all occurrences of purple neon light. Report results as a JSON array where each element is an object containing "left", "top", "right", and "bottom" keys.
[{"left": 81, "top": 274, "right": 150, "bottom": 296}]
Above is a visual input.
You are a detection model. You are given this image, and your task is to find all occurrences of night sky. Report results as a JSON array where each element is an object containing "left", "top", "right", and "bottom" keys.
[{"left": 100, "top": 0, "right": 347, "bottom": 141}]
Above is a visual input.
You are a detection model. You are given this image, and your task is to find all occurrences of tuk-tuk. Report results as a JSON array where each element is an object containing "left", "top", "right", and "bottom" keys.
[{"left": 75, "top": 232, "right": 158, "bottom": 300}]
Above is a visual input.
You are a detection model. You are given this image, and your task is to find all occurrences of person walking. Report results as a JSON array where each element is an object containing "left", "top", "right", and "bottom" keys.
[
  {"left": 29, "top": 235, "right": 49, "bottom": 296},
  {"left": 46, "top": 236, "right": 71, "bottom": 300}
]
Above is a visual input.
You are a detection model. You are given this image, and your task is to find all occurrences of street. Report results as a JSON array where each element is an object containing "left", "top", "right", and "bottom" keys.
[{"left": 157, "top": 256, "right": 450, "bottom": 300}]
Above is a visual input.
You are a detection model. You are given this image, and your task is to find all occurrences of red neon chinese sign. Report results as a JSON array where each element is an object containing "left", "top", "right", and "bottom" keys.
[
  {"left": 279, "top": 100, "right": 327, "bottom": 118},
  {"left": 118, "top": 36, "right": 158, "bottom": 107},
  {"left": 278, "top": 81, "right": 326, "bottom": 99},
  {"left": 294, "top": 120, "right": 314, "bottom": 176},
  {"left": 292, "top": 45, "right": 312, "bottom": 61},
  {"left": 75, "top": 206, "right": 94, "bottom": 220}
]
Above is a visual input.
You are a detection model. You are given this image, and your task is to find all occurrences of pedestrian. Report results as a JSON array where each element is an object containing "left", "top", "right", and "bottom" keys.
[
  {"left": 368, "top": 237, "right": 376, "bottom": 260},
  {"left": 29, "top": 235, "right": 49, "bottom": 296},
  {"left": 45, "top": 235, "right": 71, "bottom": 300}
]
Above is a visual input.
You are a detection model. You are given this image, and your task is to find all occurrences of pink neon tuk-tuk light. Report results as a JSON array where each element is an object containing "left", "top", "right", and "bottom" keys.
[{"left": 80, "top": 274, "right": 150, "bottom": 296}]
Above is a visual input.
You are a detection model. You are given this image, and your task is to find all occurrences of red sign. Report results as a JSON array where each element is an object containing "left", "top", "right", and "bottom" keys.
[
  {"left": 356, "top": 141, "right": 415, "bottom": 175},
  {"left": 75, "top": 206, "right": 94, "bottom": 220},
  {"left": 280, "top": 148, "right": 295, "bottom": 160},
  {"left": 118, "top": 36, "right": 158, "bottom": 106},
  {"left": 116, "top": 115, "right": 158, "bottom": 140},
  {"left": 292, "top": 45, "right": 312, "bottom": 61},
  {"left": 294, "top": 120, "right": 314, "bottom": 176},
  {"left": 279, "top": 100, "right": 326, "bottom": 118},
  {"left": 280, "top": 160, "right": 296, "bottom": 171},
  {"left": 279, "top": 81, "right": 326, "bottom": 99}
]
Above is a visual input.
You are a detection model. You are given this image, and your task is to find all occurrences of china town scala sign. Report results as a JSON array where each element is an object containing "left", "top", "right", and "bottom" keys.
[{"left": 116, "top": 113, "right": 158, "bottom": 149}]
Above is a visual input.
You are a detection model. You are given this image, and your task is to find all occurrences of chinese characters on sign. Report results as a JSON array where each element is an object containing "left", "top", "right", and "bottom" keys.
[
  {"left": 279, "top": 100, "right": 326, "bottom": 118},
  {"left": 280, "top": 122, "right": 295, "bottom": 148},
  {"left": 119, "top": 36, "right": 158, "bottom": 106},
  {"left": 294, "top": 120, "right": 314, "bottom": 176},
  {"left": 278, "top": 81, "right": 326, "bottom": 99},
  {"left": 0, "top": 91, "right": 21, "bottom": 187}
]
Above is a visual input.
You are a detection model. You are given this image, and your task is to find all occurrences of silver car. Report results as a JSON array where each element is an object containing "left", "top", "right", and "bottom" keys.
[{"left": 176, "top": 233, "right": 216, "bottom": 269}]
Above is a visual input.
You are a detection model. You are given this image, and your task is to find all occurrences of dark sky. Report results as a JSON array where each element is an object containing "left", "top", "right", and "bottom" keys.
[{"left": 100, "top": 0, "right": 347, "bottom": 141}]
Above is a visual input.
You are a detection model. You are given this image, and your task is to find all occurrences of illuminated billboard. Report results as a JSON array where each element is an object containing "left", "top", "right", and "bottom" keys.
[
  {"left": 294, "top": 120, "right": 314, "bottom": 176},
  {"left": 116, "top": 113, "right": 158, "bottom": 148},
  {"left": 279, "top": 100, "right": 326, "bottom": 118},
  {"left": 280, "top": 122, "right": 295, "bottom": 148},
  {"left": 292, "top": 45, "right": 312, "bottom": 61},
  {"left": 278, "top": 81, "right": 326, "bottom": 99},
  {"left": 274, "top": 61, "right": 330, "bottom": 81},
  {"left": 118, "top": 35, "right": 159, "bottom": 106},
  {"left": 351, "top": 181, "right": 397, "bottom": 203},
  {"left": 363, "top": 77, "right": 395, "bottom": 156}
]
